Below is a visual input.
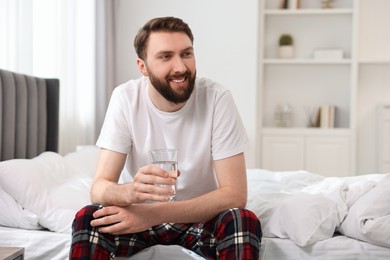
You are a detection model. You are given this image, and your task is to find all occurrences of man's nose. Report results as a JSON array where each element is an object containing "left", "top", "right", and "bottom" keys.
[{"left": 172, "top": 56, "right": 186, "bottom": 72}]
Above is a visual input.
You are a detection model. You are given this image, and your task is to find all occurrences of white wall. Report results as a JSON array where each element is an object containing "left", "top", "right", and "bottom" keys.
[
  {"left": 114, "top": 0, "right": 259, "bottom": 167},
  {"left": 356, "top": 0, "right": 390, "bottom": 174}
]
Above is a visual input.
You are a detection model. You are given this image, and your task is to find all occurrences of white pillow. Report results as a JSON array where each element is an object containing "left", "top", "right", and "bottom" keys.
[
  {"left": 39, "top": 175, "right": 92, "bottom": 233},
  {"left": 248, "top": 192, "right": 339, "bottom": 247},
  {"left": 339, "top": 174, "right": 390, "bottom": 247},
  {"left": 64, "top": 145, "right": 99, "bottom": 177},
  {"left": 246, "top": 170, "right": 344, "bottom": 247},
  {"left": 0, "top": 187, "right": 41, "bottom": 230},
  {"left": 0, "top": 149, "right": 98, "bottom": 233}
]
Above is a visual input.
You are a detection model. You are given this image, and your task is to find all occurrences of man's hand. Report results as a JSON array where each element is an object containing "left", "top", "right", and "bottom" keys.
[
  {"left": 131, "top": 165, "right": 178, "bottom": 203},
  {"left": 91, "top": 205, "right": 154, "bottom": 234}
]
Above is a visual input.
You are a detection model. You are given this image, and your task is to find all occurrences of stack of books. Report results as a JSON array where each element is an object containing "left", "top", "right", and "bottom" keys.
[{"left": 319, "top": 105, "right": 336, "bottom": 128}]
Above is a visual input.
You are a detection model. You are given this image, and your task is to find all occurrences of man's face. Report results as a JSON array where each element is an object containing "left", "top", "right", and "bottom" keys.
[{"left": 141, "top": 31, "right": 196, "bottom": 104}]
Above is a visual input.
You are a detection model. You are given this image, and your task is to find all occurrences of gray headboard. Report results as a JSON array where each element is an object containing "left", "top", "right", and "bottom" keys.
[{"left": 0, "top": 69, "right": 59, "bottom": 161}]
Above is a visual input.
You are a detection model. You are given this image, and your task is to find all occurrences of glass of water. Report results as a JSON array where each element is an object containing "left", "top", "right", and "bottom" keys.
[{"left": 149, "top": 149, "right": 178, "bottom": 202}]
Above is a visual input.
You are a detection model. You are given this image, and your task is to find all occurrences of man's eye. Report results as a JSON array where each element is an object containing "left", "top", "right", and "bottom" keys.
[
  {"left": 160, "top": 55, "right": 171, "bottom": 60},
  {"left": 182, "top": 51, "right": 193, "bottom": 58}
]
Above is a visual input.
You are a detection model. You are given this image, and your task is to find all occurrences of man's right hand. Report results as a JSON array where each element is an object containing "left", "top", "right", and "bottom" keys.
[{"left": 131, "top": 164, "right": 177, "bottom": 203}]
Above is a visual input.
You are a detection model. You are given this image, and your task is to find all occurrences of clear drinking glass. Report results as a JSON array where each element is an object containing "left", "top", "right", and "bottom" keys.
[{"left": 149, "top": 149, "right": 178, "bottom": 202}]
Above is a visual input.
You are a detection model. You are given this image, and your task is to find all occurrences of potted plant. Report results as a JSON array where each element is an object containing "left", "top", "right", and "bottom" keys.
[{"left": 278, "top": 34, "right": 294, "bottom": 59}]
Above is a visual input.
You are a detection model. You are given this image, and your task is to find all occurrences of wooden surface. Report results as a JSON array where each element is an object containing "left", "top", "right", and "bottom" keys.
[{"left": 0, "top": 247, "right": 24, "bottom": 260}]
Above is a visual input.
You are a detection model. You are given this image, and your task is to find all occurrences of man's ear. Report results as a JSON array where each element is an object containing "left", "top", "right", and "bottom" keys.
[{"left": 137, "top": 58, "right": 148, "bottom": 76}]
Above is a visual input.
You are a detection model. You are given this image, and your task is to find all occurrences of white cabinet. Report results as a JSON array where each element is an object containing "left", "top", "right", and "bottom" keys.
[
  {"left": 261, "top": 129, "right": 350, "bottom": 177},
  {"left": 262, "top": 135, "right": 304, "bottom": 171},
  {"left": 305, "top": 136, "right": 350, "bottom": 176},
  {"left": 258, "top": 0, "right": 356, "bottom": 176}
]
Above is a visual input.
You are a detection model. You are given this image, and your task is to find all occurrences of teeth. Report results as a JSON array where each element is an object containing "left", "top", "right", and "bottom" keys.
[{"left": 172, "top": 78, "right": 185, "bottom": 83}]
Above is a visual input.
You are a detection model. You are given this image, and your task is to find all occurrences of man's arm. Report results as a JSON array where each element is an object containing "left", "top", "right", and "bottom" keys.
[
  {"left": 92, "top": 152, "right": 247, "bottom": 234},
  {"left": 90, "top": 148, "right": 178, "bottom": 206},
  {"left": 90, "top": 148, "right": 129, "bottom": 206},
  {"left": 160, "top": 152, "right": 247, "bottom": 221}
]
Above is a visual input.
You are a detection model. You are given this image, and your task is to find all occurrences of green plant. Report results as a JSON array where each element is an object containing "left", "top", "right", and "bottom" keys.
[{"left": 279, "top": 34, "right": 293, "bottom": 46}]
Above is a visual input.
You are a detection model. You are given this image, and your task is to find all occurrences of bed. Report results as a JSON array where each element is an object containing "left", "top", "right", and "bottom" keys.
[{"left": 1, "top": 69, "right": 390, "bottom": 259}]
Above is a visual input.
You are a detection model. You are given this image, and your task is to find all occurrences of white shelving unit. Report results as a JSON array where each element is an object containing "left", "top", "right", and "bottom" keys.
[
  {"left": 258, "top": 0, "right": 390, "bottom": 175},
  {"left": 258, "top": 0, "right": 356, "bottom": 176}
]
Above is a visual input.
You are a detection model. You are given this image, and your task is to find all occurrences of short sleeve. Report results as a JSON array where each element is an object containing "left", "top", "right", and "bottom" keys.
[
  {"left": 96, "top": 87, "right": 133, "bottom": 154},
  {"left": 211, "top": 90, "right": 248, "bottom": 160}
]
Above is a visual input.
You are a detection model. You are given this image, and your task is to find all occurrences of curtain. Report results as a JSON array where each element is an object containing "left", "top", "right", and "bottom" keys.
[{"left": 0, "top": 0, "right": 115, "bottom": 155}]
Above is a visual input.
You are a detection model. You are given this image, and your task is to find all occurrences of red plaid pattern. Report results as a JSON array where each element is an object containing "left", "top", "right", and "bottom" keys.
[{"left": 70, "top": 205, "right": 262, "bottom": 259}]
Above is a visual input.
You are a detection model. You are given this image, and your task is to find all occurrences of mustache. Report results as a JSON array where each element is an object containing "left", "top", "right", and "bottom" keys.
[{"left": 168, "top": 71, "right": 192, "bottom": 79}]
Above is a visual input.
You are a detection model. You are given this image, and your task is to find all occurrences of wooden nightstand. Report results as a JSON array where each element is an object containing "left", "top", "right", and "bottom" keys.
[{"left": 0, "top": 247, "right": 24, "bottom": 260}]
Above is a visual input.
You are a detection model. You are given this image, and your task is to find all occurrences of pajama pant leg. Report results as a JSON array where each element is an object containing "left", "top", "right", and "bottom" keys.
[
  {"left": 70, "top": 206, "right": 261, "bottom": 260},
  {"left": 70, "top": 205, "right": 154, "bottom": 260},
  {"left": 179, "top": 208, "right": 262, "bottom": 260}
]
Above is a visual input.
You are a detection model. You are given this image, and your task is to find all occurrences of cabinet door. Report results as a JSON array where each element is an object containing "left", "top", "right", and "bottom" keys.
[
  {"left": 262, "top": 136, "right": 304, "bottom": 171},
  {"left": 305, "top": 136, "right": 350, "bottom": 177}
]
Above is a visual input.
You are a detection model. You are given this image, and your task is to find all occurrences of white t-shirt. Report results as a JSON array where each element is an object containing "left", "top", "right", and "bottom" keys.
[{"left": 97, "top": 76, "right": 248, "bottom": 200}]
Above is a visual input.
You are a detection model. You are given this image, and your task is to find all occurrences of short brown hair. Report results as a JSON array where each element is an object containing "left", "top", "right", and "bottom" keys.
[{"left": 134, "top": 17, "right": 194, "bottom": 60}]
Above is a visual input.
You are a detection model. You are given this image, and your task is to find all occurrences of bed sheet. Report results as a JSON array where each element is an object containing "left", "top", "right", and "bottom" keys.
[
  {"left": 0, "top": 226, "right": 204, "bottom": 260},
  {"left": 2, "top": 226, "right": 390, "bottom": 260},
  {"left": 0, "top": 226, "right": 71, "bottom": 260},
  {"left": 260, "top": 235, "right": 390, "bottom": 260}
]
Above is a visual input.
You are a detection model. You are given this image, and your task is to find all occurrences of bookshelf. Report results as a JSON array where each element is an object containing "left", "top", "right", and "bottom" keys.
[{"left": 258, "top": 0, "right": 356, "bottom": 176}]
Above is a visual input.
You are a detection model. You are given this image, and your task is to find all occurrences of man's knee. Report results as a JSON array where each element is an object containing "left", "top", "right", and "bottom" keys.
[
  {"left": 217, "top": 208, "right": 262, "bottom": 238},
  {"left": 220, "top": 208, "right": 260, "bottom": 225},
  {"left": 72, "top": 204, "right": 101, "bottom": 233}
]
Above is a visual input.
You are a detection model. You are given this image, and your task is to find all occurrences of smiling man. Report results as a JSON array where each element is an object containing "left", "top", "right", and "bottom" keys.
[{"left": 70, "top": 16, "right": 262, "bottom": 260}]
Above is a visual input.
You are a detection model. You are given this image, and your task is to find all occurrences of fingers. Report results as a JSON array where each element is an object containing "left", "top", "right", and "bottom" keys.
[
  {"left": 91, "top": 206, "right": 119, "bottom": 228},
  {"left": 131, "top": 165, "right": 177, "bottom": 203},
  {"left": 90, "top": 205, "right": 151, "bottom": 235},
  {"left": 134, "top": 165, "right": 175, "bottom": 190},
  {"left": 139, "top": 164, "right": 170, "bottom": 178},
  {"left": 133, "top": 182, "right": 174, "bottom": 202},
  {"left": 91, "top": 207, "right": 125, "bottom": 234}
]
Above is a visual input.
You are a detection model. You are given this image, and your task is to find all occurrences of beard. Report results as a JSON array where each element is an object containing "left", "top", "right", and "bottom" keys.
[{"left": 148, "top": 68, "right": 196, "bottom": 104}]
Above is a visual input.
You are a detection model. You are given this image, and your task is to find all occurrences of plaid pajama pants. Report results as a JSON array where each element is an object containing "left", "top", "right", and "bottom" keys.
[{"left": 70, "top": 204, "right": 262, "bottom": 260}]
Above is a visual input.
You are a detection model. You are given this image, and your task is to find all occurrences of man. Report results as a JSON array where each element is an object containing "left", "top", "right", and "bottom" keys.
[{"left": 70, "top": 16, "right": 261, "bottom": 259}]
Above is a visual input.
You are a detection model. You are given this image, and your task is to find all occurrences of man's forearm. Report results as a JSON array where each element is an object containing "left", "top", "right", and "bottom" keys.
[
  {"left": 147, "top": 186, "right": 246, "bottom": 225},
  {"left": 90, "top": 180, "right": 134, "bottom": 207}
]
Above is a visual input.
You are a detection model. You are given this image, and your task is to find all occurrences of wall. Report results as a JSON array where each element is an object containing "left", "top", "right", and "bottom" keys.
[
  {"left": 114, "top": 0, "right": 259, "bottom": 167},
  {"left": 356, "top": 0, "right": 390, "bottom": 174}
]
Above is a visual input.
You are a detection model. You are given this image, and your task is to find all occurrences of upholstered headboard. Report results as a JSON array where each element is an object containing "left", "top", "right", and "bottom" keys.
[{"left": 0, "top": 69, "right": 59, "bottom": 161}]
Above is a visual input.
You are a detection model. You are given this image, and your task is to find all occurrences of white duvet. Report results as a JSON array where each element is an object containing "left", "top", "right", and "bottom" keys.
[
  {"left": 246, "top": 169, "right": 390, "bottom": 247},
  {"left": 0, "top": 146, "right": 389, "bottom": 250}
]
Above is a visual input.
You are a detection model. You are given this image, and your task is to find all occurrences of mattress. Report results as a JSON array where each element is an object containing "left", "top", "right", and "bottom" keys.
[
  {"left": 0, "top": 226, "right": 203, "bottom": 260},
  {"left": 0, "top": 226, "right": 70, "bottom": 260},
  {"left": 2, "top": 226, "right": 390, "bottom": 260}
]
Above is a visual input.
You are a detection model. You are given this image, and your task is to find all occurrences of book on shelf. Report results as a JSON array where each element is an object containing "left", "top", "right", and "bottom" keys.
[{"left": 320, "top": 105, "right": 336, "bottom": 128}]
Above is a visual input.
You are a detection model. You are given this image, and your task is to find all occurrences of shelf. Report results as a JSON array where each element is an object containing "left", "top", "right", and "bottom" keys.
[
  {"left": 263, "top": 59, "right": 352, "bottom": 65},
  {"left": 261, "top": 127, "right": 351, "bottom": 136},
  {"left": 264, "top": 9, "right": 353, "bottom": 16},
  {"left": 359, "top": 60, "right": 390, "bottom": 65}
]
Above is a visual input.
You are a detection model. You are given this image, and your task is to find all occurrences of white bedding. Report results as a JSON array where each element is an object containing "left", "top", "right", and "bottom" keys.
[
  {"left": 0, "top": 226, "right": 71, "bottom": 260},
  {"left": 0, "top": 226, "right": 203, "bottom": 260},
  {"left": 1, "top": 146, "right": 390, "bottom": 259},
  {"left": 260, "top": 236, "right": 390, "bottom": 260},
  {"left": 1, "top": 227, "right": 390, "bottom": 260}
]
